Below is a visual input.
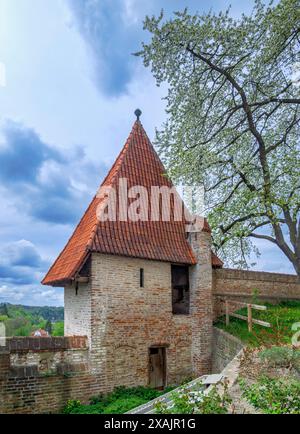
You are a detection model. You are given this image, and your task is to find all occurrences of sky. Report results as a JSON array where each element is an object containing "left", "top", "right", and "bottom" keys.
[{"left": 0, "top": 0, "right": 295, "bottom": 307}]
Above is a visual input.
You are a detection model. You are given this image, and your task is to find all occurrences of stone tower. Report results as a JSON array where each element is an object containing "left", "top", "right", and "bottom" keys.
[{"left": 42, "top": 113, "right": 222, "bottom": 391}]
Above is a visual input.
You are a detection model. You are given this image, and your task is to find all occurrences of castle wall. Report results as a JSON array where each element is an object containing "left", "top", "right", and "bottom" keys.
[
  {"left": 212, "top": 268, "right": 300, "bottom": 319},
  {"left": 0, "top": 336, "right": 101, "bottom": 414}
]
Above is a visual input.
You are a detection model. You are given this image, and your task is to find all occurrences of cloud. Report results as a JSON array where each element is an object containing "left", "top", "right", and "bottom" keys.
[
  {"left": 5, "top": 240, "right": 44, "bottom": 268},
  {"left": 0, "top": 121, "right": 63, "bottom": 186},
  {"left": 250, "top": 237, "right": 295, "bottom": 275},
  {"left": 67, "top": 0, "right": 138, "bottom": 96},
  {"left": 0, "top": 121, "right": 108, "bottom": 225},
  {"left": 0, "top": 284, "right": 64, "bottom": 307},
  {"left": 66, "top": 0, "right": 255, "bottom": 96},
  {"left": 0, "top": 240, "right": 64, "bottom": 306},
  {"left": 0, "top": 240, "right": 48, "bottom": 286}
]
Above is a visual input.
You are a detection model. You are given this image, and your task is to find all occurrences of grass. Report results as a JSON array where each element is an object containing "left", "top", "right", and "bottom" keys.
[
  {"left": 214, "top": 300, "right": 300, "bottom": 347},
  {"left": 63, "top": 386, "right": 174, "bottom": 414}
]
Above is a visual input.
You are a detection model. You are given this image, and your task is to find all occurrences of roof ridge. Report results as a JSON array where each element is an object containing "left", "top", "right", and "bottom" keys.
[
  {"left": 100, "top": 121, "right": 139, "bottom": 186},
  {"left": 85, "top": 120, "right": 141, "bottom": 252}
]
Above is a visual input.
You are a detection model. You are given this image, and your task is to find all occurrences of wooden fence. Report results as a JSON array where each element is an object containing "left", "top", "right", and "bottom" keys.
[{"left": 220, "top": 298, "right": 271, "bottom": 332}]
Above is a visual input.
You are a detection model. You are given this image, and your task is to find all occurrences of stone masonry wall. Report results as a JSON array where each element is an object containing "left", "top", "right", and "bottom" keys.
[
  {"left": 0, "top": 336, "right": 104, "bottom": 414},
  {"left": 213, "top": 268, "right": 300, "bottom": 319},
  {"left": 211, "top": 327, "right": 244, "bottom": 373},
  {"left": 88, "top": 253, "right": 195, "bottom": 390}
]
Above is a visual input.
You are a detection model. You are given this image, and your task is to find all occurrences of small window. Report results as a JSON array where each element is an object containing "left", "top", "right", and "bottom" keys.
[
  {"left": 140, "top": 268, "right": 144, "bottom": 288},
  {"left": 171, "top": 265, "right": 189, "bottom": 315}
]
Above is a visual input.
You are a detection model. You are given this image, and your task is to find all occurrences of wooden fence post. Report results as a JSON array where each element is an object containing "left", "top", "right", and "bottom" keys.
[
  {"left": 247, "top": 304, "right": 253, "bottom": 332},
  {"left": 225, "top": 299, "right": 229, "bottom": 326}
]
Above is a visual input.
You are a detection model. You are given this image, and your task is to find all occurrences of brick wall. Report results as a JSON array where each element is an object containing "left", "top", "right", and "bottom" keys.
[
  {"left": 211, "top": 327, "right": 244, "bottom": 373},
  {"left": 189, "top": 230, "right": 213, "bottom": 376},
  {"left": 0, "top": 336, "right": 104, "bottom": 414},
  {"left": 213, "top": 268, "right": 300, "bottom": 318},
  {"left": 88, "top": 253, "right": 195, "bottom": 389},
  {"left": 6, "top": 336, "right": 89, "bottom": 374}
]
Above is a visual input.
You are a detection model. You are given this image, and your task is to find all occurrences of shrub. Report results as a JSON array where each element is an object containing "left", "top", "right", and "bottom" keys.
[
  {"left": 63, "top": 400, "right": 81, "bottom": 414},
  {"left": 155, "top": 383, "right": 231, "bottom": 414},
  {"left": 240, "top": 376, "right": 300, "bottom": 414},
  {"left": 259, "top": 346, "right": 294, "bottom": 367},
  {"left": 99, "top": 396, "right": 146, "bottom": 414},
  {"left": 259, "top": 346, "right": 300, "bottom": 369},
  {"left": 63, "top": 386, "right": 174, "bottom": 414}
]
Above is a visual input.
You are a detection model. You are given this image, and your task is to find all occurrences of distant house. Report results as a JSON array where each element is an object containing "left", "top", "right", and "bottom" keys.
[{"left": 31, "top": 329, "right": 49, "bottom": 337}]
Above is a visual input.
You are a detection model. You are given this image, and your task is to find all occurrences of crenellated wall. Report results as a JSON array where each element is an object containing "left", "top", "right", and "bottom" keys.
[{"left": 0, "top": 336, "right": 103, "bottom": 414}]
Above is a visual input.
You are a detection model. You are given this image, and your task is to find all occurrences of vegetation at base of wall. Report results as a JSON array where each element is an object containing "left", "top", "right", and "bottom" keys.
[
  {"left": 0, "top": 303, "right": 64, "bottom": 337},
  {"left": 239, "top": 376, "right": 300, "bottom": 414},
  {"left": 62, "top": 386, "right": 174, "bottom": 414},
  {"left": 214, "top": 301, "right": 300, "bottom": 347},
  {"left": 154, "top": 383, "right": 231, "bottom": 414}
]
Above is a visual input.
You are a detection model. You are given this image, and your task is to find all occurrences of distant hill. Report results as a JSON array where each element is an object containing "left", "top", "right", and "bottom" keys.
[
  {"left": 0, "top": 303, "right": 64, "bottom": 337},
  {"left": 0, "top": 303, "right": 64, "bottom": 321}
]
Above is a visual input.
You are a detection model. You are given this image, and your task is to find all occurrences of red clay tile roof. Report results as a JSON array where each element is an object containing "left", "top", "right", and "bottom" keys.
[{"left": 42, "top": 120, "right": 222, "bottom": 286}]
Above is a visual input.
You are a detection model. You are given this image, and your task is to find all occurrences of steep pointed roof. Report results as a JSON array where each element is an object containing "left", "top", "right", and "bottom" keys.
[{"left": 42, "top": 119, "right": 222, "bottom": 286}]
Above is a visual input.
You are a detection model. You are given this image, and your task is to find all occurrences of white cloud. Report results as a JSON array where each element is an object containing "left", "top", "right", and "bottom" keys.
[{"left": 0, "top": 283, "right": 64, "bottom": 306}]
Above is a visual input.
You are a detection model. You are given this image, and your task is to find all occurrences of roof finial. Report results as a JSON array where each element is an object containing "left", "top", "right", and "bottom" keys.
[{"left": 134, "top": 108, "right": 142, "bottom": 121}]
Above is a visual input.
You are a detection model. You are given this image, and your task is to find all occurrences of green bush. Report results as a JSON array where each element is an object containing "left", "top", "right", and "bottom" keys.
[
  {"left": 62, "top": 386, "right": 174, "bottom": 414},
  {"left": 258, "top": 346, "right": 296, "bottom": 367},
  {"left": 155, "top": 384, "right": 231, "bottom": 414},
  {"left": 95, "top": 396, "right": 146, "bottom": 414},
  {"left": 240, "top": 376, "right": 300, "bottom": 414},
  {"left": 258, "top": 346, "right": 300, "bottom": 372},
  {"left": 62, "top": 400, "right": 81, "bottom": 414}
]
